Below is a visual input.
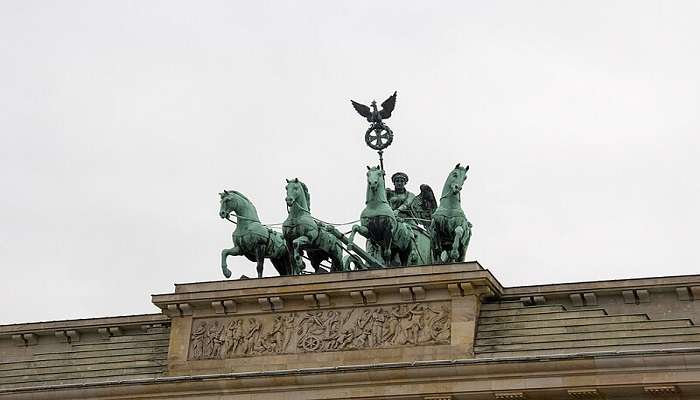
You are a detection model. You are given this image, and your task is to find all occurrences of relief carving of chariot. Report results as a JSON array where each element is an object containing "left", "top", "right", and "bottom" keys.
[{"left": 218, "top": 91, "right": 472, "bottom": 277}]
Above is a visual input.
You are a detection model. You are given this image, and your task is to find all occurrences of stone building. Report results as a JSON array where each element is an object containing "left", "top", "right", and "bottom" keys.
[{"left": 2, "top": 262, "right": 700, "bottom": 399}]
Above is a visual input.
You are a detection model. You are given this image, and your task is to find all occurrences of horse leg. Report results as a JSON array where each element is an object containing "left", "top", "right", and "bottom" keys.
[
  {"left": 348, "top": 224, "right": 369, "bottom": 252},
  {"left": 450, "top": 226, "right": 464, "bottom": 262},
  {"left": 221, "top": 245, "right": 241, "bottom": 278},
  {"left": 400, "top": 230, "right": 414, "bottom": 267},
  {"left": 332, "top": 244, "right": 346, "bottom": 272},
  {"left": 292, "top": 236, "right": 311, "bottom": 275},
  {"left": 458, "top": 223, "right": 472, "bottom": 261},
  {"left": 383, "top": 240, "right": 393, "bottom": 266},
  {"left": 381, "top": 220, "right": 402, "bottom": 267},
  {"left": 255, "top": 244, "right": 265, "bottom": 278},
  {"left": 308, "top": 250, "right": 325, "bottom": 273},
  {"left": 272, "top": 239, "right": 293, "bottom": 276},
  {"left": 398, "top": 247, "right": 410, "bottom": 267},
  {"left": 271, "top": 257, "right": 288, "bottom": 276},
  {"left": 393, "top": 224, "right": 411, "bottom": 267},
  {"left": 429, "top": 225, "right": 442, "bottom": 264}
]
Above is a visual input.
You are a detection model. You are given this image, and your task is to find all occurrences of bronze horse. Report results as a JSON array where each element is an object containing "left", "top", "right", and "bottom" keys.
[
  {"left": 430, "top": 164, "right": 472, "bottom": 263},
  {"left": 348, "top": 166, "right": 413, "bottom": 266},
  {"left": 219, "top": 190, "right": 292, "bottom": 278},
  {"left": 282, "top": 178, "right": 346, "bottom": 274}
]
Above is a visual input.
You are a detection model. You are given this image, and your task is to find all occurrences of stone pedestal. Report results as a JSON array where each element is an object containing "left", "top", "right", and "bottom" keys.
[{"left": 151, "top": 262, "right": 500, "bottom": 376}]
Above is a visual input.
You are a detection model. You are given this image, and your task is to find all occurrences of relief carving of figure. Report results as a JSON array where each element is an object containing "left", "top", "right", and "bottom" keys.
[
  {"left": 430, "top": 305, "right": 451, "bottom": 342},
  {"left": 206, "top": 320, "right": 225, "bottom": 359},
  {"left": 334, "top": 328, "right": 355, "bottom": 350},
  {"left": 223, "top": 319, "right": 243, "bottom": 357},
  {"left": 281, "top": 313, "right": 296, "bottom": 351},
  {"left": 203, "top": 322, "right": 215, "bottom": 358},
  {"left": 382, "top": 310, "right": 400, "bottom": 344},
  {"left": 266, "top": 314, "right": 296, "bottom": 353},
  {"left": 244, "top": 318, "right": 262, "bottom": 354},
  {"left": 351, "top": 309, "right": 373, "bottom": 348},
  {"left": 391, "top": 304, "right": 411, "bottom": 345},
  {"left": 190, "top": 322, "right": 207, "bottom": 360},
  {"left": 405, "top": 305, "right": 424, "bottom": 345},
  {"left": 369, "top": 308, "right": 386, "bottom": 348}
]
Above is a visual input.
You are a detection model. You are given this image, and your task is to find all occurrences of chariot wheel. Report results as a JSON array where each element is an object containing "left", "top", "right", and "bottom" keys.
[
  {"left": 365, "top": 124, "right": 393, "bottom": 151},
  {"left": 301, "top": 335, "right": 321, "bottom": 352}
]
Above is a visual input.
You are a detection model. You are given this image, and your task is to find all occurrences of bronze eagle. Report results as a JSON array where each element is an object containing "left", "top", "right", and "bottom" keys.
[{"left": 351, "top": 91, "right": 397, "bottom": 124}]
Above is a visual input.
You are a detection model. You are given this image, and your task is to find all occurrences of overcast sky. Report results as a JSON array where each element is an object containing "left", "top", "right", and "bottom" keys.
[{"left": 1, "top": 1, "right": 699, "bottom": 324}]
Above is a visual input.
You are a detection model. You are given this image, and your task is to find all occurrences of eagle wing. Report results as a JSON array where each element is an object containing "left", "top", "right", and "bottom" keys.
[
  {"left": 379, "top": 91, "right": 397, "bottom": 119},
  {"left": 351, "top": 100, "right": 372, "bottom": 121}
]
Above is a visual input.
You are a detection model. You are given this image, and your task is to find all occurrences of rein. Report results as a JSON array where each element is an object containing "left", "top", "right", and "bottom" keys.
[
  {"left": 286, "top": 198, "right": 359, "bottom": 226},
  {"left": 439, "top": 191, "right": 461, "bottom": 201},
  {"left": 226, "top": 212, "right": 286, "bottom": 228}
]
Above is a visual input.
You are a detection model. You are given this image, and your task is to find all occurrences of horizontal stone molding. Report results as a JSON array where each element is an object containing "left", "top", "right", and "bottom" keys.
[
  {"left": 53, "top": 329, "right": 80, "bottom": 343},
  {"left": 2, "top": 348, "right": 700, "bottom": 399},
  {"left": 644, "top": 385, "right": 678, "bottom": 394},
  {"left": 494, "top": 393, "right": 525, "bottom": 399},
  {"left": 11, "top": 333, "right": 37, "bottom": 347},
  {"left": 567, "top": 388, "right": 602, "bottom": 398},
  {"left": 152, "top": 263, "right": 502, "bottom": 312},
  {"left": 164, "top": 303, "right": 192, "bottom": 317},
  {"left": 211, "top": 300, "right": 237, "bottom": 314},
  {"left": 0, "top": 314, "right": 168, "bottom": 338},
  {"left": 505, "top": 274, "right": 700, "bottom": 298},
  {"left": 304, "top": 293, "right": 331, "bottom": 308}
]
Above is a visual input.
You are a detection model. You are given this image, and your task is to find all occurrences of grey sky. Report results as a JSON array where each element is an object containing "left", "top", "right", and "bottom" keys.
[{"left": 1, "top": 1, "right": 699, "bottom": 324}]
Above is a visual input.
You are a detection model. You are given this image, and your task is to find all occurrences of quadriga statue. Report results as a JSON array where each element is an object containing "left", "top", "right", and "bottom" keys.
[
  {"left": 430, "top": 164, "right": 473, "bottom": 263},
  {"left": 218, "top": 190, "right": 292, "bottom": 278}
]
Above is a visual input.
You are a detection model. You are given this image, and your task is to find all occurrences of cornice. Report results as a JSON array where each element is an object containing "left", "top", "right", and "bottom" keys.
[{"left": 3, "top": 347, "right": 699, "bottom": 399}]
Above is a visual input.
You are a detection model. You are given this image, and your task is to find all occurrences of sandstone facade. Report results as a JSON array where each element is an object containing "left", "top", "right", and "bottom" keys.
[{"left": 2, "top": 262, "right": 700, "bottom": 399}]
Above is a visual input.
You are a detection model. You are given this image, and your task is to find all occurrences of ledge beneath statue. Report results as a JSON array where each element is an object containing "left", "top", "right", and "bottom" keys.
[{"left": 152, "top": 262, "right": 501, "bottom": 376}]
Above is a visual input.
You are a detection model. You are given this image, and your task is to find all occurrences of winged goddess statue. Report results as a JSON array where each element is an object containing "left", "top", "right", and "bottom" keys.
[{"left": 351, "top": 91, "right": 398, "bottom": 155}]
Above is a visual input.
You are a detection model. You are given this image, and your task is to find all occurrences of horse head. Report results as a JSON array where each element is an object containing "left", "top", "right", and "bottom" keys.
[
  {"left": 366, "top": 165, "right": 385, "bottom": 193},
  {"left": 219, "top": 190, "right": 258, "bottom": 221},
  {"left": 219, "top": 190, "right": 235, "bottom": 218},
  {"left": 285, "top": 178, "right": 311, "bottom": 211},
  {"left": 441, "top": 163, "right": 470, "bottom": 199}
]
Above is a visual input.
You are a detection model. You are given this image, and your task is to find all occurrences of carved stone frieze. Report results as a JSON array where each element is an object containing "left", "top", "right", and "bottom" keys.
[{"left": 188, "top": 302, "right": 451, "bottom": 360}]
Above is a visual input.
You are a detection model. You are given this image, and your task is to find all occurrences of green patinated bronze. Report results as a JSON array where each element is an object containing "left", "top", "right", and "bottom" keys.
[
  {"left": 406, "top": 223, "right": 433, "bottom": 266},
  {"left": 282, "top": 178, "right": 347, "bottom": 274},
  {"left": 386, "top": 172, "right": 416, "bottom": 221},
  {"left": 219, "top": 190, "right": 292, "bottom": 278},
  {"left": 409, "top": 184, "right": 438, "bottom": 230},
  {"left": 351, "top": 91, "right": 397, "bottom": 170},
  {"left": 216, "top": 93, "right": 474, "bottom": 278},
  {"left": 430, "top": 164, "right": 473, "bottom": 263},
  {"left": 348, "top": 166, "right": 414, "bottom": 266}
]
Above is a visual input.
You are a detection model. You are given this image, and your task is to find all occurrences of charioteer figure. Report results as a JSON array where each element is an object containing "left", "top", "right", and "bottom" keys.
[{"left": 386, "top": 172, "right": 416, "bottom": 220}]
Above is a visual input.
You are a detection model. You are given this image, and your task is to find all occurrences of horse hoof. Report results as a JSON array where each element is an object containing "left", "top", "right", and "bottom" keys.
[
  {"left": 440, "top": 251, "right": 448, "bottom": 263},
  {"left": 222, "top": 267, "right": 232, "bottom": 279}
]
